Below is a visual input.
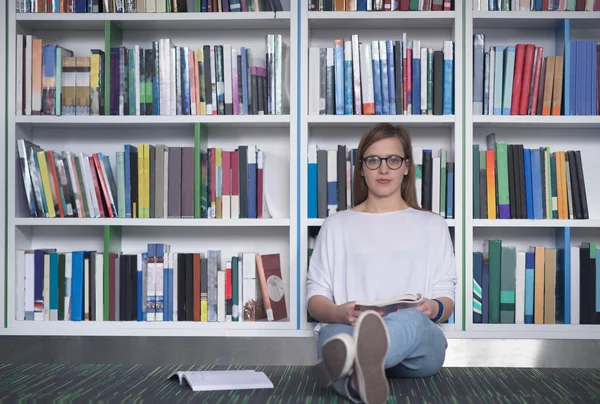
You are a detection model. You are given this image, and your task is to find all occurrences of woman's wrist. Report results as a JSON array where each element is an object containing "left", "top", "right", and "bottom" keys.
[{"left": 431, "top": 299, "right": 444, "bottom": 323}]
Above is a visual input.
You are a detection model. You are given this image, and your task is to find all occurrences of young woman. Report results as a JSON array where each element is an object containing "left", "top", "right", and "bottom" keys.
[{"left": 306, "top": 123, "right": 457, "bottom": 404}]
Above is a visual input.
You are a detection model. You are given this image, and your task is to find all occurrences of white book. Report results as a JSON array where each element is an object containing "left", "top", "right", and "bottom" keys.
[
  {"left": 25, "top": 252, "right": 35, "bottom": 320},
  {"left": 515, "top": 252, "right": 526, "bottom": 324},
  {"left": 169, "top": 370, "right": 273, "bottom": 392},
  {"left": 16, "top": 35, "right": 23, "bottom": 115},
  {"left": 432, "top": 156, "right": 440, "bottom": 214},
  {"left": 351, "top": 35, "right": 362, "bottom": 115},
  {"left": 242, "top": 253, "right": 256, "bottom": 321},
  {"left": 421, "top": 47, "right": 427, "bottom": 114},
  {"left": 218, "top": 270, "right": 226, "bottom": 322},
  {"left": 147, "top": 248, "right": 156, "bottom": 322},
  {"left": 172, "top": 252, "right": 178, "bottom": 321},
  {"left": 156, "top": 0, "right": 167, "bottom": 12},
  {"left": 210, "top": 47, "right": 217, "bottom": 115},
  {"left": 95, "top": 253, "right": 103, "bottom": 321},
  {"left": 15, "top": 251, "right": 25, "bottom": 321},
  {"left": 237, "top": 253, "right": 244, "bottom": 322},
  {"left": 570, "top": 246, "right": 580, "bottom": 325},
  {"left": 43, "top": 254, "right": 50, "bottom": 321},
  {"left": 140, "top": 252, "right": 147, "bottom": 321},
  {"left": 308, "top": 47, "right": 320, "bottom": 116},
  {"left": 78, "top": 152, "right": 97, "bottom": 218},
  {"left": 224, "top": 44, "right": 233, "bottom": 115},
  {"left": 146, "top": 0, "right": 156, "bottom": 12},
  {"left": 359, "top": 43, "right": 374, "bottom": 112},
  {"left": 159, "top": 39, "right": 171, "bottom": 116},
  {"left": 155, "top": 245, "right": 164, "bottom": 322},
  {"left": 64, "top": 253, "right": 71, "bottom": 321},
  {"left": 84, "top": 257, "right": 89, "bottom": 321},
  {"left": 25, "top": 35, "right": 33, "bottom": 115}
]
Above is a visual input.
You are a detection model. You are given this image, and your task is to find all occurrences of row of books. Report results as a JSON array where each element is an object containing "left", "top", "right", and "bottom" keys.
[
  {"left": 473, "top": 0, "right": 599, "bottom": 11},
  {"left": 16, "top": 0, "right": 284, "bottom": 12},
  {"left": 473, "top": 237, "right": 599, "bottom": 325},
  {"left": 309, "top": 0, "right": 454, "bottom": 11},
  {"left": 473, "top": 133, "right": 589, "bottom": 220},
  {"left": 16, "top": 34, "right": 289, "bottom": 117},
  {"left": 309, "top": 36, "right": 454, "bottom": 116},
  {"left": 473, "top": 33, "right": 599, "bottom": 117},
  {"left": 14, "top": 246, "right": 287, "bottom": 322},
  {"left": 18, "top": 139, "right": 268, "bottom": 220},
  {"left": 307, "top": 145, "right": 455, "bottom": 219}
]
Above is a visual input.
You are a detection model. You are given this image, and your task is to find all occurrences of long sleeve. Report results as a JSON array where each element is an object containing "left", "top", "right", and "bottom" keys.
[
  {"left": 306, "top": 221, "right": 334, "bottom": 304},
  {"left": 430, "top": 221, "right": 457, "bottom": 302}
]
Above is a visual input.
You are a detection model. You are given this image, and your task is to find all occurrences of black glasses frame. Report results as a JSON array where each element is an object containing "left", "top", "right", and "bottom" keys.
[{"left": 361, "top": 155, "right": 408, "bottom": 170}]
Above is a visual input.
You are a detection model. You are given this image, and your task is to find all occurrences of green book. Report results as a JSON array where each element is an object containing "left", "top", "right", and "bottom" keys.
[
  {"left": 473, "top": 144, "right": 480, "bottom": 219},
  {"left": 487, "top": 239, "right": 502, "bottom": 324},
  {"left": 500, "top": 245, "right": 516, "bottom": 324},
  {"left": 496, "top": 142, "right": 510, "bottom": 218}
]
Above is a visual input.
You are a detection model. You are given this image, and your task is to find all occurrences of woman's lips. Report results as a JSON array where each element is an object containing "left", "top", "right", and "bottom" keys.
[{"left": 376, "top": 179, "right": 391, "bottom": 184}]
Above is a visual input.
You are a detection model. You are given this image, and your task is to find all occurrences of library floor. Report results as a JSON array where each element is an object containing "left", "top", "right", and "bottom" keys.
[{"left": 0, "top": 363, "right": 598, "bottom": 403}]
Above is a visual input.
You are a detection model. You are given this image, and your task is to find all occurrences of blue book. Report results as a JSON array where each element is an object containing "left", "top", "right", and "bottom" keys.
[
  {"left": 137, "top": 254, "right": 143, "bottom": 321},
  {"left": 334, "top": 41, "right": 345, "bottom": 115},
  {"left": 523, "top": 148, "right": 533, "bottom": 219},
  {"left": 446, "top": 165, "right": 454, "bottom": 218},
  {"left": 386, "top": 41, "right": 396, "bottom": 115},
  {"left": 502, "top": 46, "right": 515, "bottom": 115},
  {"left": 71, "top": 251, "right": 84, "bottom": 321},
  {"left": 412, "top": 42, "right": 420, "bottom": 115},
  {"left": 380, "top": 42, "right": 389, "bottom": 115},
  {"left": 493, "top": 46, "right": 504, "bottom": 115},
  {"left": 443, "top": 41, "right": 453, "bottom": 115},
  {"left": 241, "top": 48, "right": 249, "bottom": 115},
  {"left": 530, "top": 149, "right": 543, "bottom": 219},
  {"left": 182, "top": 47, "right": 191, "bottom": 115},
  {"left": 473, "top": 252, "right": 483, "bottom": 324},
  {"left": 524, "top": 251, "right": 535, "bottom": 324},
  {"left": 372, "top": 42, "right": 383, "bottom": 115},
  {"left": 357, "top": 0, "right": 367, "bottom": 10},
  {"left": 344, "top": 44, "right": 353, "bottom": 115}
]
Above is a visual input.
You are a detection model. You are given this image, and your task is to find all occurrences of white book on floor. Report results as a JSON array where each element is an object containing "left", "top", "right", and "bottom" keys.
[{"left": 168, "top": 370, "right": 273, "bottom": 391}]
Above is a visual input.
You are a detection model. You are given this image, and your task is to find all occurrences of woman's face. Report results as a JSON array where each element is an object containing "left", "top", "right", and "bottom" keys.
[{"left": 361, "top": 137, "right": 409, "bottom": 200}]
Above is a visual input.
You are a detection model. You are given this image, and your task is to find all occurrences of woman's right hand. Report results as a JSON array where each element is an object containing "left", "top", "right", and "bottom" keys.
[{"left": 334, "top": 301, "right": 362, "bottom": 325}]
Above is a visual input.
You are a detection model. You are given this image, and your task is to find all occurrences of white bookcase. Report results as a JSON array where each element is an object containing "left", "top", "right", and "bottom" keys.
[
  {"left": 465, "top": 9, "right": 600, "bottom": 339},
  {"left": 3, "top": 2, "right": 599, "bottom": 340},
  {"left": 0, "top": 1, "right": 7, "bottom": 330},
  {"left": 298, "top": 5, "right": 464, "bottom": 338},
  {"left": 4, "top": 0, "right": 301, "bottom": 337}
]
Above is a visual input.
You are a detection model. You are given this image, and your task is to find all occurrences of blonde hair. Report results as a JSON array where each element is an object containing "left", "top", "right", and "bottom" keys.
[{"left": 353, "top": 123, "right": 422, "bottom": 210}]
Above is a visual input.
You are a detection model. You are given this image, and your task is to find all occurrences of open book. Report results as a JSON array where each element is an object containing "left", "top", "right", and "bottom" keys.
[
  {"left": 168, "top": 370, "right": 274, "bottom": 392},
  {"left": 355, "top": 293, "right": 423, "bottom": 316}
]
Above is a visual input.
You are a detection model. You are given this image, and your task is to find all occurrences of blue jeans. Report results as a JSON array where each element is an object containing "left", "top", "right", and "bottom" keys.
[{"left": 316, "top": 308, "right": 448, "bottom": 402}]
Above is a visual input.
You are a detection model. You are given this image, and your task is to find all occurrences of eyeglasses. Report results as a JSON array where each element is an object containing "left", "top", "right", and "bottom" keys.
[{"left": 361, "top": 155, "right": 408, "bottom": 170}]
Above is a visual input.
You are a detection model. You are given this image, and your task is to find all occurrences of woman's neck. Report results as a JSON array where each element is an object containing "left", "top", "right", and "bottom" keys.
[{"left": 362, "top": 195, "right": 409, "bottom": 213}]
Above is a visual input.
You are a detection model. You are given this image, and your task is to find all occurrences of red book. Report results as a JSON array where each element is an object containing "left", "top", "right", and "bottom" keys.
[
  {"left": 400, "top": 0, "right": 410, "bottom": 10},
  {"left": 511, "top": 44, "right": 525, "bottom": 115},
  {"left": 519, "top": 45, "right": 536, "bottom": 115},
  {"left": 92, "top": 153, "right": 114, "bottom": 217},
  {"left": 530, "top": 47, "right": 544, "bottom": 115},
  {"left": 88, "top": 156, "right": 105, "bottom": 218}
]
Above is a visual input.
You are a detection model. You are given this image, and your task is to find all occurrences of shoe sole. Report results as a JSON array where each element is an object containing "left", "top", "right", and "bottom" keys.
[
  {"left": 315, "top": 334, "right": 354, "bottom": 387},
  {"left": 354, "top": 311, "right": 390, "bottom": 404}
]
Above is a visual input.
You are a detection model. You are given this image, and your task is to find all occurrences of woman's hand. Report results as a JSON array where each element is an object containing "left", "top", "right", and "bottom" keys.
[
  {"left": 415, "top": 298, "right": 440, "bottom": 320},
  {"left": 334, "top": 301, "right": 362, "bottom": 325}
]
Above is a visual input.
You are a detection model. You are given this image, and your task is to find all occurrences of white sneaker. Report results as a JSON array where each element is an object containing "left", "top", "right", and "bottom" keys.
[
  {"left": 314, "top": 333, "right": 355, "bottom": 387},
  {"left": 352, "top": 310, "right": 390, "bottom": 404}
]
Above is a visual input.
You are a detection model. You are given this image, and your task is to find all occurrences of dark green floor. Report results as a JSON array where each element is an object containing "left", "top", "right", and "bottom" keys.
[{"left": 0, "top": 363, "right": 598, "bottom": 403}]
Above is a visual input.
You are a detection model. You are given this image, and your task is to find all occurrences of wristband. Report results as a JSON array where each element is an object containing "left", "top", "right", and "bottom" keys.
[{"left": 431, "top": 299, "right": 444, "bottom": 323}]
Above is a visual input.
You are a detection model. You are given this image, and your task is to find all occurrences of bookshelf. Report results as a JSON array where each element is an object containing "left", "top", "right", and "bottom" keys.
[
  {"left": 1, "top": 1, "right": 6, "bottom": 329},
  {"left": 466, "top": 6, "right": 600, "bottom": 339},
  {"left": 4, "top": 0, "right": 300, "bottom": 337},
  {"left": 3, "top": 1, "right": 599, "bottom": 341},
  {"left": 299, "top": 3, "right": 464, "bottom": 338}
]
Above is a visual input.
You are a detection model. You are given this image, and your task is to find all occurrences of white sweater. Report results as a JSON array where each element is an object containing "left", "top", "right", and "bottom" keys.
[{"left": 306, "top": 208, "right": 457, "bottom": 317}]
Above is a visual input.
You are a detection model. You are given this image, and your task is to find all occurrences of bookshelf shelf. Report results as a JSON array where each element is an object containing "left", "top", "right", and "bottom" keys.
[
  {"left": 472, "top": 11, "right": 600, "bottom": 29},
  {"left": 15, "top": 11, "right": 291, "bottom": 31},
  {"left": 472, "top": 115, "right": 600, "bottom": 128},
  {"left": 472, "top": 219, "right": 600, "bottom": 228},
  {"left": 0, "top": 319, "right": 294, "bottom": 337},
  {"left": 14, "top": 115, "right": 291, "bottom": 128},
  {"left": 467, "top": 324, "right": 600, "bottom": 340},
  {"left": 308, "top": 11, "right": 456, "bottom": 29},
  {"left": 307, "top": 218, "right": 455, "bottom": 227},
  {"left": 307, "top": 115, "right": 455, "bottom": 127},
  {"left": 13, "top": 218, "right": 291, "bottom": 227}
]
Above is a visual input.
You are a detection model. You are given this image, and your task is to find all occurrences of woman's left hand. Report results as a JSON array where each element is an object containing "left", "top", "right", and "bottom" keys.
[{"left": 415, "top": 298, "right": 439, "bottom": 320}]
